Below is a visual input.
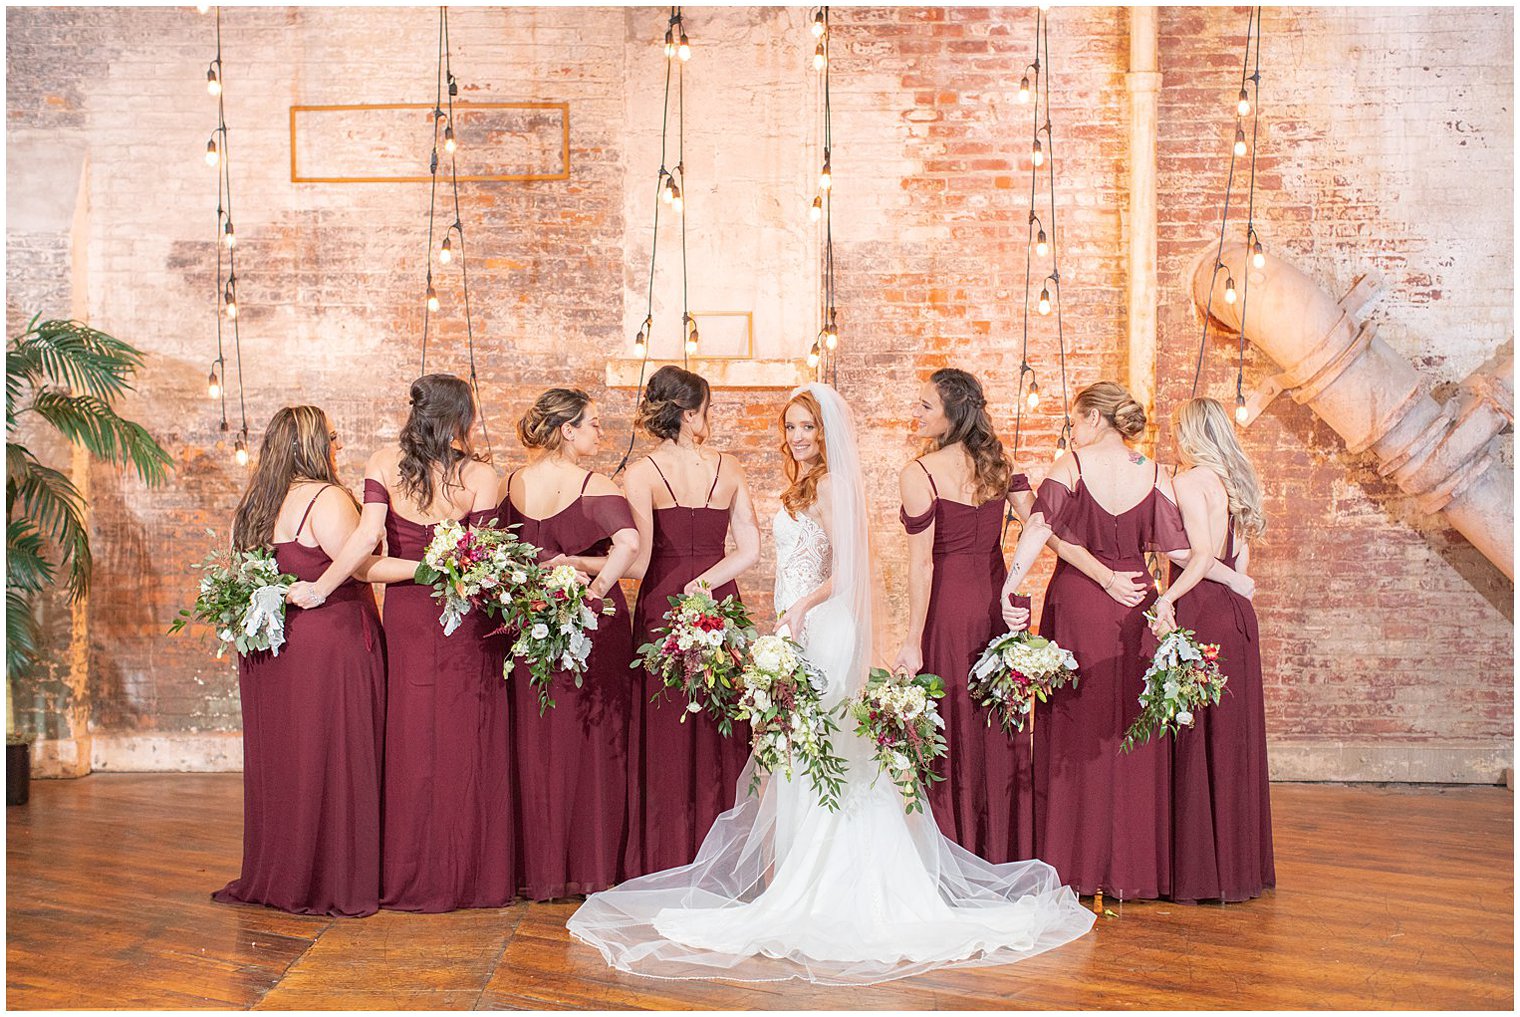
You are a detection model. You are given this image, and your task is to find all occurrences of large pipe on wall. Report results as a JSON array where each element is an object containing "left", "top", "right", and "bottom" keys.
[{"left": 1190, "top": 243, "right": 1514, "bottom": 579}]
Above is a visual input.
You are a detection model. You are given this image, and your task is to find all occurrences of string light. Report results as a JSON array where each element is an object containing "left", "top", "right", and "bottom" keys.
[
  {"left": 1224, "top": 274, "right": 1237, "bottom": 304},
  {"left": 1233, "top": 125, "right": 1247, "bottom": 157},
  {"left": 824, "top": 321, "right": 838, "bottom": 350},
  {"left": 1032, "top": 138, "right": 1044, "bottom": 167},
  {"left": 814, "top": 41, "right": 826, "bottom": 70},
  {"left": 204, "top": 137, "right": 219, "bottom": 166},
  {"left": 809, "top": 194, "right": 823, "bottom": 221},
  {"left": 439, "top": 234, "right": 453, "bottom": 263},
  {"left": 807, "top": 341, "right": 821, "bottom": 368},
  {"left": 207, "top": 6, "right": 248, "bottom": 448},
  {"left": 1237, "top": 88, "right": 1251, "bottom": 116},
  {"left": 1038, "top": 284, "right": 1051, "bottom": 316},
  {"left": 1018, "top": 73, "right": 1031, "bottom": 103},
  {"left": 425, "top": 281, "right": 439, "bottom": 312},
  {"left": 819, "top": 154, "right": 832, "bottom": 191},
  {"left": 443, "top": 123, "right": 456, "bottom": 154},
  {"left": 633, "top": 316, "right": 650, "bottom": 357},
  {"left": 664, "top": 28, "right": 675, "bottom": 58},
  {"left": 234, "top": 430, "right": 249, "bottom": 467},
  {"left": 223, "top": 278, "right": 238, "bottom": 319},
  {"left": 206, "top": 365, "right": 221, "bottom": 399},
  {"left": 1027, "top": 378, "right": 1041, "bottom": 410},
  {"left": 1252, "top": 234, "right": 1265, "bottom": 269},
  {"left": 812, "top": 10, "right": 826, "bottom": 37},
  {"left": 222, "top": 218, "right": 235, "bottom": 248},
  {"left": 206, "top": 63, "right": 221, "bottom": 96},
  {"left": 661, "top": 170, "right": 676, "bottom": 203},
  {"left": 1235, "top": 392, "right": 1249, "bottom": 424},
  {"left": 684, "top": 314, "right": 699, "bottom": 355},
  {"left": 678, "top": 31, "right": 691, "bottom": 62},
  {"left": 1035, "top": 226, "right": 1049, "bottom": 258},
  {"left": 670, "top": 182, "right": 684, "bottom": 215},
  {"left": 808, "top": 6, "right": 841, "bottom": 384}
]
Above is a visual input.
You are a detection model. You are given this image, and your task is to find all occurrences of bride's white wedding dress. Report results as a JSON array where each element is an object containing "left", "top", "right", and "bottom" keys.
[{"left": 567, "top": 383, "right": 1094, "bottom": 985}]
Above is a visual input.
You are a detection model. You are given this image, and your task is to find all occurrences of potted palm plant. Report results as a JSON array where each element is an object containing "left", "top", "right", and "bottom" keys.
[{"left": 7, "top": 316, "right": 172, "bottom": 804}]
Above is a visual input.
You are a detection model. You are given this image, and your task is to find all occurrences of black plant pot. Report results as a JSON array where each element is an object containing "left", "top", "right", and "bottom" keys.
[{"left": 7, "top": 742, "right": 32, "bottom": 806}]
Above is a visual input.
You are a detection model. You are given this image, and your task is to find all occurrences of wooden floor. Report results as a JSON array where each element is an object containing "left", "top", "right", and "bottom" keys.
[{"left": 5, "top": 775, "right": 1512, "bottom": 1011}]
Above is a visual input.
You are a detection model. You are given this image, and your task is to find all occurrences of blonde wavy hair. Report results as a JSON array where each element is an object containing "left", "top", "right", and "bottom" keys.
[
  {"left": 779, "top": 389, "right": 828, "bottom": 516},
  {"left": 1176, "top": 397, "right": 1267, "bottom": 540}
]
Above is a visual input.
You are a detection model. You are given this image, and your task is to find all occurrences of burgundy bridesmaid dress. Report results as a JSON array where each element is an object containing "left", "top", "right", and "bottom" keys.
[
  {"left": 366, "top": 479, "right": 515, "bottom": 912},
  {"left": 213, "top": 485, "right": 385, "bottom": 917},
  {"left": 1169, "top": 519, "right": 1276, "bottom": 902},
  {"left": 1031, "top": 454, "right": 1188, "bottom": 900},
  {"left": 624, "top": 455, "right": 752, "bottom": 877},
  {"left": 899, "top": 461, "right": 1033, "bottom": 863},
  {"left": 499, "top": 472, "right": 636, "bottom": 899}
]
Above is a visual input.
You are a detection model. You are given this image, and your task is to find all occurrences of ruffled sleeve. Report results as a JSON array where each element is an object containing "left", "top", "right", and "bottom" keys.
[
  {"left": 1008, "top": 473, "right": 1032, "bottom": 494},
  {"left": 1031, "top": 478, "right": 1083, "bottom": 545},
  {"left": 362, "top": 478, "right": 389, "bottom": 505},
  {"left": 1145, "top": 490, "right": 1190, "bottom": 554},
  {"left": 584, "top": 494, "right": 635, "bottom": 541},
  {"left": 899, "top": 502, "right": 935, "bottom": 535}
]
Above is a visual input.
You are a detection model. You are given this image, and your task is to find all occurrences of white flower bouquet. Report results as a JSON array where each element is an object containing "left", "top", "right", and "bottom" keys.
[
  {"left": 846, "top": 668, "right": 948, "bottom": 814},
  {"left": 495, "top": 562, "right": 616, "bottom": 714},
  {"left": 734, "top": 634, "right": 847, "bottom": 809},
  {"left": 969, "top": 630, "right": 1080, "bottom": 735},
  {"left": 1121, "top": 615, "right": 1228, "bottom": 752},
  {"left": 170, "top": 537, "right": 299, "bottom": 658},
  {"left": 633, "top": 586, "right": 756, "bottom": 736},
  {"left": 413, "top": 517, "right": 539, "bottom": 635}
]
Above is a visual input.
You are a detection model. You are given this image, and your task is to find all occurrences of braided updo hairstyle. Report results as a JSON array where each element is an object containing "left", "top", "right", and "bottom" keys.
[
  {"left": 517, "top": 387, "right": 592, "bottom": 451},
  {"left": 636, "top": 365, "right": 710, "bottom": 441},
  {"left": 928, "top": 367, "right": 1012, "bottom": 504},
  {"left": 1073, "top": 380, "right": 1147, "bottom": 439}
]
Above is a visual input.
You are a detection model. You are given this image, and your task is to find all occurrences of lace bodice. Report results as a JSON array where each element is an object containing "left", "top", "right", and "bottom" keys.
[{"left": 772, "top": 507, "right": 831, "bottom": 617}]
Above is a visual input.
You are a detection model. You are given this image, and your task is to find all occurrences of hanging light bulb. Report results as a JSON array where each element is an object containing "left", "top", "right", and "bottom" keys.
[
  {"left": 809, "top": 195, "right": 823, "bottom": 222},
  {"left": 223, "top": 280, "right": 237, "bottom": 320},
  {"left": 1235, "top": 393, "right": 1249, "bottom": 424},
  {"left": 443, "top": 124, "right": 456, "bottom": 154},
  {"left": 1038, "top": 285, "right": 1051, "bottom": 316},
  {"left": 205, "top": 137, "right": 219, "bottom": 166},
  {"left": 808, "top": 341, "right": 822, "bottom": 368},
  {"left": 670, "top": 184, "right": 683, "bottom": 215},
  {"left": 1056, "top": 434, "right": 1068, "bottom": 451},
  {"left": 819, "top": 157, "right": 832, "bottom": 191},
  {"left": 823, "top": 320, "right": 838, "bottom": 350},
  {"left": 1252, "top": 237, "right": 1265, "bottom": 269},
  {"left": 426, "top": 283, "right": 439, "bottom": 312},
  {"left": 234, "top": 434, "right": 249, "bottom": 467},
  {"left": 206, "top": 366, "right": 221, "bottom": 400},
  {"left": 1237, "top": 88, "right": 1251, "bottom": 117},
  {"left": 812, "top": 11, "right": 826, "bottom": 38},
  {"left": 1018, "top": 75, "right": 1031, "bottom": 103},
  {"left": 633, "top": 327, "right": 648, "bottom": 358},
  {"left": 1223, "top": 276, "right": 1237, "bottom": 304},
  {"left": 1026, "top": 379, "right": 1041, "bottom": 410},
  {"left": 664, "top": 28, "right": 675, "bottom": 59},
  {"left": 814, "top": 42, "right": 826, "bottom": 71},
  {"left": 685, "top": 327, "right": 700, "bottom": 355},
  {"left": 678, "top": 32, "right": 691, "bottom": 62},
  {"left": 439, "top": 235, "right": 453, "bottom": 264},
  {"left": 661, "top": 171, "right": 675, "bottom": 204},
  {"left": 1032, "top": 139, "right": 1044, "bottom": 167},
  {"left": 222, "top": 218, "right": 235, "bottom": 249},
  {"left": 1233, "top": 126, "right": 1247, "bottom": 157},
  {"left": 1036, "top": 228, "right": 1049, "bottom": 258},
  {"left": 206, "top": 64, "right": 221, "bottom": 96}
]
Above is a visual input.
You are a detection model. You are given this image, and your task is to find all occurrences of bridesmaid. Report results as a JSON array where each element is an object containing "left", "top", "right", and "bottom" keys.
[
  {"left": 293, "top": 374, "right": 511, "bottom": 912},
  {"left": 999, "top": 381, "right": 1188, "bottom": 900},
  {"left": 622, "top": 366, "right": 760, "bottom": 876},
  {"left": 893, "top": 368, "right": 1031, "bottom": 863},
  {"left": 1150, "top": 397, "right": 1275, "bottom": 903},
  {"left": 498, "top": 388, "right": 640, "bottom": 899},
  {"left": 216, "top": 406, "right": 410, "bottom": 917}
]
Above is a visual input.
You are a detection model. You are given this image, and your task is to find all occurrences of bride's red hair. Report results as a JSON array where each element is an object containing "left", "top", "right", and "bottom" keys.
[{"left": 779, "top": 390, "right": 829, "bottom": 516}]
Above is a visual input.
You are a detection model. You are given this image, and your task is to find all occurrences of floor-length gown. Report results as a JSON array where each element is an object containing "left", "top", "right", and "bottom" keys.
[
  {"left": 213, "top": 487, "right": 385, "bottom": 917},
  {"left": 1031, "top": 454, "right": 1189, "bottom": 900},
  {"left": 900, "top": 461, "right": 1032, "bottom": 863},
  {"left": 499, "top": 471, "right": 635, "bottom": 899},
  {"left": 627, "top": 454, "right": 752, "bottom": 877},
  {"left": 1169, "top": 519, "right": 1275, "bottom": 903},
  {"left": 367, "top": 479, "right": 515, "bottom": 912},
  {"left": 567, "top": 381, "right": 1094, "bottom": 985}
]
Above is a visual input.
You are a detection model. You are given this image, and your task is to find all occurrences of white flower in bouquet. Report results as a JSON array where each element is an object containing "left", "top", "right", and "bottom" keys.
[
  {"left": 686, "top": 701, "right": 703, "bottom": 714},
  {"left": 1176, "top": 710, "right": 1194, "bottom": 726},
  {"left": 530, "top": 622, "right": 550, "bottom": 640},
  {"left": 749, "top": 688, "right": 772, "bottom": 713},
  {"left": 510, "top": 570, "right": 528, "bottom": 586},
  {"left": 749, "top": 634, "right": 792, "bottom": 676},
  {"left": 544, "top": 564, "right": 581, "bottom": 591}
]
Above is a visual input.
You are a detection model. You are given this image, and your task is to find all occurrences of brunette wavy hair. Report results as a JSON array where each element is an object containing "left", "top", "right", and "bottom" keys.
[
  {"left": 926, "top": 367, "right": 1011, "bottom": 504},
  {"left": 779, "top": 389, "right": 829, "bottom": 516},
  {"left": 397, "top": 374, "right": 478, "bottom": 510},
  {"left": 232, "top": 406, "right": 351, "bottom": 551}
]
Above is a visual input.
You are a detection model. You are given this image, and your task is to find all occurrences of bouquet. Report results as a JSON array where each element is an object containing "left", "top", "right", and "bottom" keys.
[
  {"left": 633, "top": 586, "right": 756, "bottom": 736},
  {"left": 1121, "top": 615, "right": 1228, "bottom": 752},
  {"left": 969, "top": 630, "right": 1080, "bottom": 735},
  {"left": 413, "top": 517, "right": 539, "bottom": 635},
  {"left": 734, "top": 634, "right": 847, "bottom": 810},
  {"left": 496, "top": 563, "right": 616, "bottom": 714},
  {"left": 170, "top": 537, "right": 298, "bottom": 658},
  {"left": 846, "top": 667, "right": 948, "bottom": 814}
]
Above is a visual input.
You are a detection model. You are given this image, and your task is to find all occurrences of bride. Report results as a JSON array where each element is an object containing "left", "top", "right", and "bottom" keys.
[{"left": 568, "top": 383, "right": 1094, "bottom": 985}]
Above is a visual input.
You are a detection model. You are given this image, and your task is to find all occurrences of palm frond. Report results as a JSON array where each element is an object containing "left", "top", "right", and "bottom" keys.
[
  {"left": 7, "top": 588, "right": 42, "bottom": 680},
  {"left": 10, "top": 318, "right": 142, "bottom": 403},
  {"left": 9, "top": 454, "right": 91, "bottom": 600},
  {"left": 6, "top": 518, "right": 56, "bottom": 595},
  {"left": 30, "top": 390, "right": 173, "bottom": 487}
]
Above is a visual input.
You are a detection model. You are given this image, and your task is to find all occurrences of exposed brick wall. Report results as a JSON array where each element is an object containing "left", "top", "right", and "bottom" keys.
[{"left": 5, "top": 6, "right": 1511, "bottom": 776}]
